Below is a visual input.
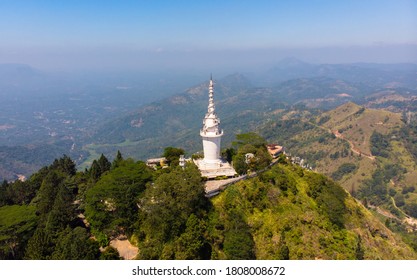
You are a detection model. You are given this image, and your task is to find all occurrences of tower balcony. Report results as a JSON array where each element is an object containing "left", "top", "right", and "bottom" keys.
[{"left": 200, "top": 128, "right": 224, "bottom": 137}]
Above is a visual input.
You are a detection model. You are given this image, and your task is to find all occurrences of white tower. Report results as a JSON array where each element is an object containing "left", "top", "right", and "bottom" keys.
[
  {"left": 195, "top": 76, "right": 237, "bottom": 179},
  {"left": 200, "top": 76, "right": 223, "bottom": 166}
]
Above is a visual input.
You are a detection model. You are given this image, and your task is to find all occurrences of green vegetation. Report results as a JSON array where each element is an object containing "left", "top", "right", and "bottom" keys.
[
  {"left": 0, "top": 205, "right": 37, "bottom": 259},
  {"left": 370, "top": 131, "right": 390, "bottom": 158},
  {"left": 231, "top": 133, "right": 272, "bottom": 175},
  {"left": 163, "top": 147, "right": 185, "bottom": 166},
  {"left": 85, "top": 159, "right": 152, "bottom": 236},
  {"left": 1, "top": 131, "right": 417, "bottom": 259},
  {"left": 359, "top": 163, "right": 406, "bottom": 205},
  {"left": 209, "top": 162, "right": 415, "bottom": 259},
  {"left": 137, "top": 164, "right": 210, "bottom": 260},
  {"left": 331, "top": 163, "right": 357, "bottom": 181},
  {"left": 400, "top": 124, "right": 417, "bottom": 160}
]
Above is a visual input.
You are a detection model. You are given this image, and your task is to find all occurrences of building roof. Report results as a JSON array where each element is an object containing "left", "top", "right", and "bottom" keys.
[{"left": 267, "top": 144, "right": 284, "bottom": 156}]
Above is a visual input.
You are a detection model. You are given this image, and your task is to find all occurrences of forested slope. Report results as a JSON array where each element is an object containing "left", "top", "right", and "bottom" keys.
[{"left": 1, "top": 150, "right": 415, "bottom": 259}]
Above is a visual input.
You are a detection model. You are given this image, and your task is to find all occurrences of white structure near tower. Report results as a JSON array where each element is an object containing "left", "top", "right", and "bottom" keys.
[{"left": 195, "top": 76, "right": 237, "bottom": 179}]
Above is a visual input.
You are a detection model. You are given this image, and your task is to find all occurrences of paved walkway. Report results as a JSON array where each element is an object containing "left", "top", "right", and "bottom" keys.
[
  {"left": 205, "top": 176, "right": 246, "bottom": 196},
  {"left": 204, "top": 159, "right": 281, "bottom": 197}
]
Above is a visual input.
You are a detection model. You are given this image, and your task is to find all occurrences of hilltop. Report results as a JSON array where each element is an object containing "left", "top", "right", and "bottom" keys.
[{"left": 2, "top": 151, "right": 416, "bottom": 260}]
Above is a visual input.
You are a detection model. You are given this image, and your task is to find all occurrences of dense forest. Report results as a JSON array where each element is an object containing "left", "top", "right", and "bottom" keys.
[{"left": 0, "top": 146, "right": 212, "bottom": 259}]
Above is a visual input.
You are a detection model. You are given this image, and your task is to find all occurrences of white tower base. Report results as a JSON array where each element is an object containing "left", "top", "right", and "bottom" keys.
[{"left": 194, "top": 158, "right": 237, "bottom": 179}]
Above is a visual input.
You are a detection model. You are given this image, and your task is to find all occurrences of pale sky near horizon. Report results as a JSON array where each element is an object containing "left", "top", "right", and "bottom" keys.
[{"left": 1, "top": 0, "right": 416, "bottom": 71}]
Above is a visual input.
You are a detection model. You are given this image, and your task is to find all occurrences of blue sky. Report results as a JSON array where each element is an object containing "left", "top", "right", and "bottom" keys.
[{"left": 0, "top": 0, "right": 416, "bottom": 70}]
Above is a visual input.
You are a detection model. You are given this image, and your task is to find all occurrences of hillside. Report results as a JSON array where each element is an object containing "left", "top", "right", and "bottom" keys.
[
  {"left": 2, "top": 152, "right": 416, "bottom": 259},
  {"left": 256, "top": 102, "right": 417, "bottom": 239},
  {"left": 209, "top": 162, "right": 416, "bottom": 259}
]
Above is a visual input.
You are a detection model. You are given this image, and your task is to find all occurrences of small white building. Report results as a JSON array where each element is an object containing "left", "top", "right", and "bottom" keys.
[
  {"left": 146, "top": 157, "right": 167, "bottom": 169},
  {"left": 194, "top": 76, "right": 237, "bottom": 179}
]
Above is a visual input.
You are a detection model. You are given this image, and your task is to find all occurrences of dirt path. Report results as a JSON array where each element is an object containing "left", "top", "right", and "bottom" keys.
[
  {"left": 110, "top": 237, "right": 138, "bottom": 260},
  {"left": 308, "top": 121, "right": 375, "bottom": 161},
  {"left": 332, "top": 130, "right": 375, "bottom": 161},
  {"left": 368, "top": 201, "right": 417, "bottom": 232}
]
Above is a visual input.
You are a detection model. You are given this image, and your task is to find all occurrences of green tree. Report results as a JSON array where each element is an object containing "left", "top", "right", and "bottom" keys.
[
  {"left": 89, "top": 154, "right": 112, "bottom": 181},
  {"left": 174, "top": 214, "right": 209, "bottom": 260},
  {"left": 278, "top": 244, "right": 290, "bottom": 260},
  {"left": 331, "top": 163, "right": 357, "bottom": 181},
  {"left": 50, "top": 155, "right": 76, "bottom": 176},
  {"left": 112, "top": 150, "right": 124, "bottom": 169},
  {"left": 25, "top": 227, "right": 54, "bottom": 260},
  {"left": 163, "top": 147, "right": 185, "bottom": 166},
  {"left": 355, "top": 236, "right": 365, "bottom": 260},
  {"left": 98, "top": 154, "right": 111, "bottom": 174},
  {"left": 90, "top": 160, "right": 101, "bottom": 181},
  {"left": 51, "top": 227, "right": 100, "bottom": 260},
  {"left": 85, "top": 159, "right": 152, "bottom": 234},
  {"left": 394, "top": 193, "right": 405, "bottom": 207},
  {"left": 45, "top": 184, "right": 75, "bottom": 233},
  {"left": 223, "top": 211, "right": 255, "bottom": 260},
  {"left": 34, "top": 171, "right": 65, "bottom": 215},
  {"left": 138, "top": 164, "right": 208, "bottom": 259},
  {"left": 405, "top": 203, "right": 417, "bottom": 218},
  {"left": 370, "top": 131, "right": 390, "bottom": 158},
  {"left": 306, "top": 173, "right": 347, "bottom": 228},
  {"left": 0, "top": 180, "right": 7, "bottom": 206},
  {"left": 232, "top": 153, "right": 247, "bottom": 175},
  {"left": 222, "top": 148, "right": 236, "bottom": 163},
  {"left": 232, "top": 142, "right": 271, "bottom": 175}
]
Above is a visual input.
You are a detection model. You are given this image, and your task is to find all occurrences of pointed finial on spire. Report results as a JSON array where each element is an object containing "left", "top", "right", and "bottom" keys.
[{"left": 210, "top": 73, "right": 212, "bottom": 81}]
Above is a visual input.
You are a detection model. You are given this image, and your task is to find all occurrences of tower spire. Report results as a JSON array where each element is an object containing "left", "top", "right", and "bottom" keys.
[
  {"left": 201, "top": 75, "right": 222, "bottom": 137},
  {"left": 208, "top": 76, "right": 215, "bottom": 114}
]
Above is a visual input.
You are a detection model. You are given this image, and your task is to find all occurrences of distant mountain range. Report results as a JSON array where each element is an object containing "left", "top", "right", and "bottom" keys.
[
  {"left": 84, "top": 59, "right": 417, "bottom": 163},
  {"left": 1, "top": 59, "right": 417, "bottom": 180},
  {"left": 258, "top": 57, "right": 417, "bottom": 88}
]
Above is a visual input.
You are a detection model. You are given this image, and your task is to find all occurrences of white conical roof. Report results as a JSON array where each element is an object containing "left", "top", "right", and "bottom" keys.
[{"left": 201, "top": 77, "right": 223, "bottom": 137}]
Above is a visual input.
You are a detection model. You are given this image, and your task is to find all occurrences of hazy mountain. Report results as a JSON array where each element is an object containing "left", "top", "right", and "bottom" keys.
[
  {"left": 2, "top": 60, "right": 417, "bottom": 180},
  {"left": 82, "top": 60, "right": 417, "bottom": 167},
  {"left": 0, "top": 64, "right": 50, "bottom": 94},
  {"left": 258, "top": 58, "right": 417, "bottom": 89}
]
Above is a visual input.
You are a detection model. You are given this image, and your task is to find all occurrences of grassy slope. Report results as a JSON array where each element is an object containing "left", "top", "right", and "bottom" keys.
[
  {"left": 318, "top": 103, "right": 417, "bottom": 206},
  {"left": 320, "top": 102, "right": 403, "bottom": 156},
  {"left": 209, "top": 163, "right": 416, "bottom": 259},
  {"left": 262, "top": 103, "right": 414, "bottom": 195}
]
